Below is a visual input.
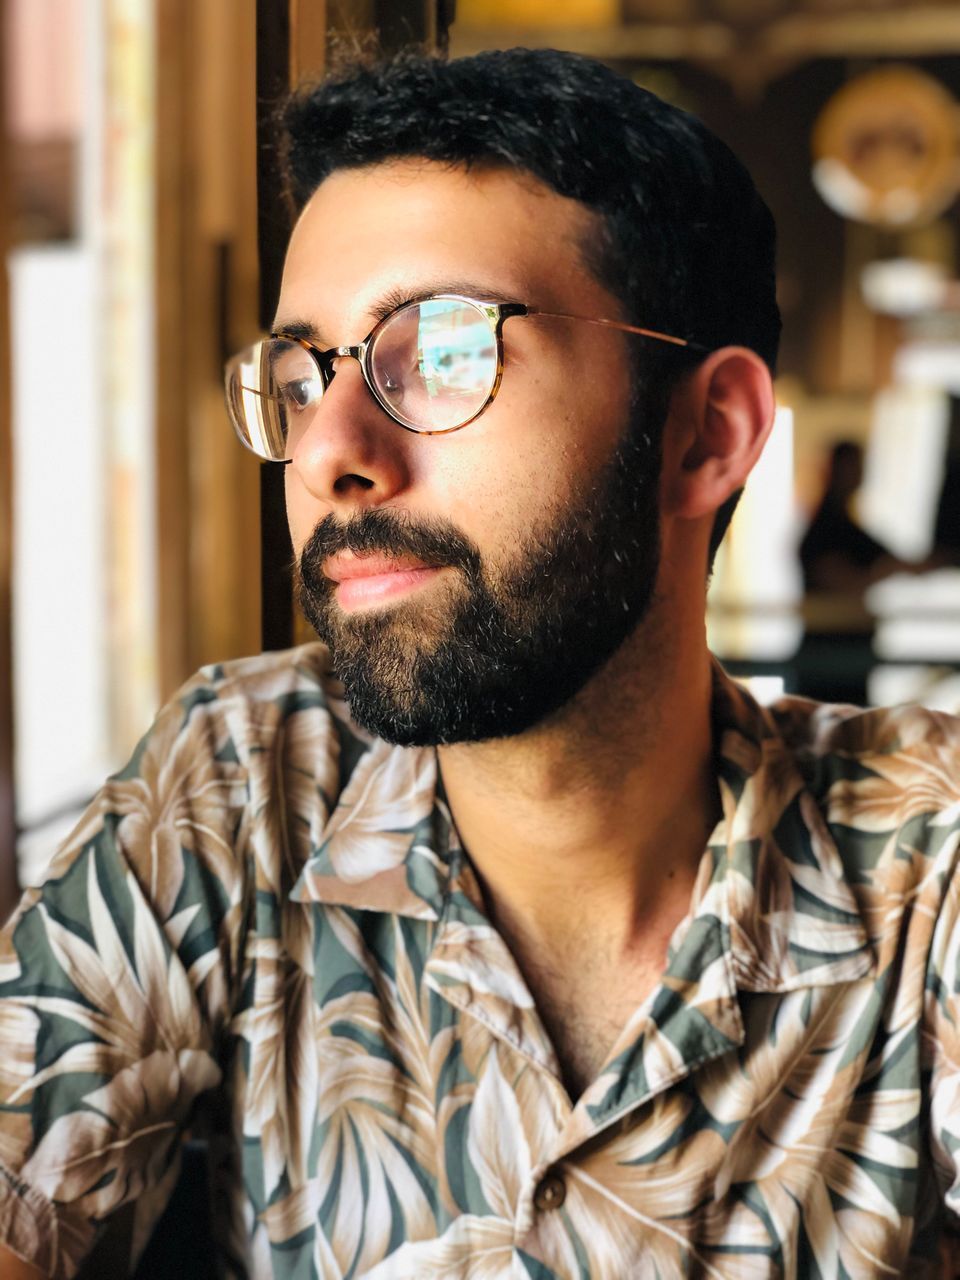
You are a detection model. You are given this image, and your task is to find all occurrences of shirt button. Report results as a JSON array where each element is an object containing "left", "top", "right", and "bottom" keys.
[{"left": 533, "top": 1170, "right": 567, "bottom": 1212}]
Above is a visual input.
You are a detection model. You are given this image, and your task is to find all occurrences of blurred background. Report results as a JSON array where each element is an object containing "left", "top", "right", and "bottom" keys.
[{"left": 0, "top": 0, "right": 958, "bottom": 907}]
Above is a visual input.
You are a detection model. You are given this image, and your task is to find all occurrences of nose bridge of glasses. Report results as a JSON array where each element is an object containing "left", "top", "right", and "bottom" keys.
[
  {"left": 322, "top": 342, "right": 365, "bottom": 363},
  {"left": 293, "top": 339, "right": 383, "bottom": 457},
  {"left": 317, "top": 342, "right": 368, "bottom": 385}
]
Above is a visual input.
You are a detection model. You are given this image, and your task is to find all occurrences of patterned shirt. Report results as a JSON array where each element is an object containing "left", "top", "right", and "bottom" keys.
[{"left": 2, "top": 643, "right": 960, "bottom": 1279}]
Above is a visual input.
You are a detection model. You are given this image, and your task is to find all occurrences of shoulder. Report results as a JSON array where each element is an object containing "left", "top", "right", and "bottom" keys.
[
  {"left": 146, "top": 641, "right": 365, "bottom": 771},
  {"left": 37, "top": 644, "right": 374, "bottom": 897},
  {"left": 136, "top": 641, "right": 374, "bottom": 826},
  {"left": 178, "top": 641, "right": 346, "bottom": 719},
  {"left": 767, "top": 692, "right": 960, "bottom": 789}
]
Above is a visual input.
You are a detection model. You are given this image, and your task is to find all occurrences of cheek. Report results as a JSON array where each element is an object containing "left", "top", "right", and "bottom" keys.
[
  {"left": 503, "top": 344, "right": 632, "bottom": 473},
  {"left": 284, "top": 468, "right": 313, "bottom": 557},
  {"left": 427, "top": 374, "right": 626, "bottom": 543},
  {"left": 431, "top": 440, "right": 585, "bottom": 564}
]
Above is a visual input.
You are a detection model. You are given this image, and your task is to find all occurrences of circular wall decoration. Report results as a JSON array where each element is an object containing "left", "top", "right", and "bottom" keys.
[{"left": 812, "top": 65, "right": 960, "bottom": 227}]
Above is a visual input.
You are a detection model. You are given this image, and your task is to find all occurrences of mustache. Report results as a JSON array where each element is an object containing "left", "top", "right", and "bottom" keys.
[{"left": 298, "top": 508, "right": 483, "bottom": 594}]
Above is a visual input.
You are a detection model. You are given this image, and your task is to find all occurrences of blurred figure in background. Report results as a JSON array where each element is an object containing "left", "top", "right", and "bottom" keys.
[
  {"left": 800, "top": 441, "right": 906, "bottom": 595},
  {"left": 933, "top": 406, "right": 960, "bottom": 568},
  {"left": 797, "top": 439, "right": 936, "bottom": 703}
]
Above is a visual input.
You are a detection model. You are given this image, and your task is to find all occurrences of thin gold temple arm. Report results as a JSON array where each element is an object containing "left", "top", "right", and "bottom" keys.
[{"left": 523, "top": 307, "right": 709, "bottom": 351}]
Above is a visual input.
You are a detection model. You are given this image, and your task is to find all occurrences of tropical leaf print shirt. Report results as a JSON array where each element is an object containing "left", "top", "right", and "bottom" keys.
[{"left": 2, "top": 643, "right": 960, "bottom": 1279}]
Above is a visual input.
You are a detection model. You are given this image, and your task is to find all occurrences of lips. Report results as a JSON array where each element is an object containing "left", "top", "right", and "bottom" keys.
[
  {"left": 324, "top": 553, "right": 432, "bottom": 582},
  {"left": 323, "top": 552, "right": 442, "bottom": 611}
]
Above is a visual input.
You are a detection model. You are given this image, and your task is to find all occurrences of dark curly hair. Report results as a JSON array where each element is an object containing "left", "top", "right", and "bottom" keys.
[{"left": 280, "top": 47, "right": 781, "bottom": 566}]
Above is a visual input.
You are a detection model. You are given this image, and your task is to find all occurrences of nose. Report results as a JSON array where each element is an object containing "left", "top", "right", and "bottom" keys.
[{"left": 288, "top": 358, "right": 412, "bottom": 510}]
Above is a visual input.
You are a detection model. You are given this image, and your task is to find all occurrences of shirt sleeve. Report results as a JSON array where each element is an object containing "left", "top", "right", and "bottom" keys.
[
  {"left": 0, "top": 666, "right": 253, "bottom": 1279},
  {"left": 925, "top": 836, "right": 960, "bottom": 1233}
]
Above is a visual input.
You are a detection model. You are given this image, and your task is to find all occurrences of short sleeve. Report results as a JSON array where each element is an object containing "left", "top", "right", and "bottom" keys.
[
  {"left": 925, "top": 838, "right": 960, "bottom": 1230},
  {"left": 0, "top": 666, "right": 253, "bottom": 1278}
]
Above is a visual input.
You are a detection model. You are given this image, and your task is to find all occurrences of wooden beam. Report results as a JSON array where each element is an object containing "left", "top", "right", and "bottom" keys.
[
  {"left": 450, "top": 19, "right": 732, "bottom": 58},
  {"left": 764, "top": 7, "right": 960, "bottom": 59},
  {"left": 449, "top": 7, "right": 960, "bottom": 61},
  {"left": 190, "top": 0, "right": 262, "bottom": 671},
  {"left": 155, "top": 0, "right": 263, "bottom": 693},
  {"left": 290, "top": 0, "right": 329, "bottom": 83},
  {"left": 0, "top": 0, "right": 19, "bottom": 915},
  {"left": 154, "top": 0, "right": 191, "bottom": 697}
]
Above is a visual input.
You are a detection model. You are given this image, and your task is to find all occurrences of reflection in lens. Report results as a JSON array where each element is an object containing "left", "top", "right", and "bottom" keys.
[{"left": 370, "top": 299, "right": 497, "bottom": 431}]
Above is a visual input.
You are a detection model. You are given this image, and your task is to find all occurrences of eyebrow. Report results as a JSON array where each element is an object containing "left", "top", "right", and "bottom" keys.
[{"left": 271, "top": 279, "right": 527, "bottom": 344}]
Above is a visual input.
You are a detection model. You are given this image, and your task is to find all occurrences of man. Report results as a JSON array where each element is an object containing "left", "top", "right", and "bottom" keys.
[
  {"left": 1, "top": 47, "right": 959, "bottom": 1280},
  {"left": 796, "top": 440, "right": 942, "bottom": 705},
  {"left": 800, "top": 442, "right": 893, "bottom": 596},
  {"left": 797, "top": 440, "right": 914, "bottom": 705}
]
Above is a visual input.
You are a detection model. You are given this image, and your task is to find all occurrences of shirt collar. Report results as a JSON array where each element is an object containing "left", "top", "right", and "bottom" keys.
[
  {"left": 288, "top": 734, "right": 449, "bottom": 919},
  {"left": 288, "top": 663, "right": 874, "bottom": 992}
]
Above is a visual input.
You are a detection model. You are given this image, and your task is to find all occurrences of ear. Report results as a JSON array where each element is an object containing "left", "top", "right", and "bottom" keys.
[{"left": 660, "top": 347, "right": 776, "bottom": 521}]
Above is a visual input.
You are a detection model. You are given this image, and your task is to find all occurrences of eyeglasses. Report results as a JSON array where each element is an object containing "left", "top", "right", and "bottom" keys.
[{"left": 223, "top": 293, "right": 709, "bottom": 463}]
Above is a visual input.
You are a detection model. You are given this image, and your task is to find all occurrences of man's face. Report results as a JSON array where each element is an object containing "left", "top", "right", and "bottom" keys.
[{"left": 278, "top": 161, "right": 663, "bottom": 745}]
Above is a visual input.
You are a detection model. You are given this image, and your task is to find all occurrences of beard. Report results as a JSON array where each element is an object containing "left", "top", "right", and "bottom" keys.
[{"left": 296, "top": 426, "right": 662, "bottom": 747}]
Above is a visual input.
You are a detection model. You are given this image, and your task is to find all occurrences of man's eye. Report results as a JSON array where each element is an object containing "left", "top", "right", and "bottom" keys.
[{"left": 280, "top": 379, "right": 320, "bottom": 411}]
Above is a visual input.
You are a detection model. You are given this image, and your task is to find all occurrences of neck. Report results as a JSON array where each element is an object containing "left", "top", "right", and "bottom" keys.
[{"left": 437, "top": 606, "right": 719, "bottom": 956}]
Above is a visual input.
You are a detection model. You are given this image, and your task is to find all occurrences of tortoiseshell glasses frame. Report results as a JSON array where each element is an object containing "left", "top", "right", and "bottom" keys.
[{"left": 223, "top": 293, "right": 711, "bottom": 463}]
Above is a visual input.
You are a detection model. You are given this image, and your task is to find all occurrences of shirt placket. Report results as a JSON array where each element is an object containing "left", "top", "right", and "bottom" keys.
[{"left": 421, "top": 842, "right": 749, "bottom": 1268}]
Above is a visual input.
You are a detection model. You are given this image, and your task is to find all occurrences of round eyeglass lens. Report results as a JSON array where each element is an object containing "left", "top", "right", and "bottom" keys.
[
  {"left": 369, "top": 298, "right": 499, "bottom": 432},
  {"left": 224, "top": 338, "right": 324, "bottom": 461}
]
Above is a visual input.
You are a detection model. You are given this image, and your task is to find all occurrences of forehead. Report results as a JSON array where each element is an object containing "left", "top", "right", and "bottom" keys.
[{"left": 277, "top": 159, "right": 613, "bottom": 329}]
